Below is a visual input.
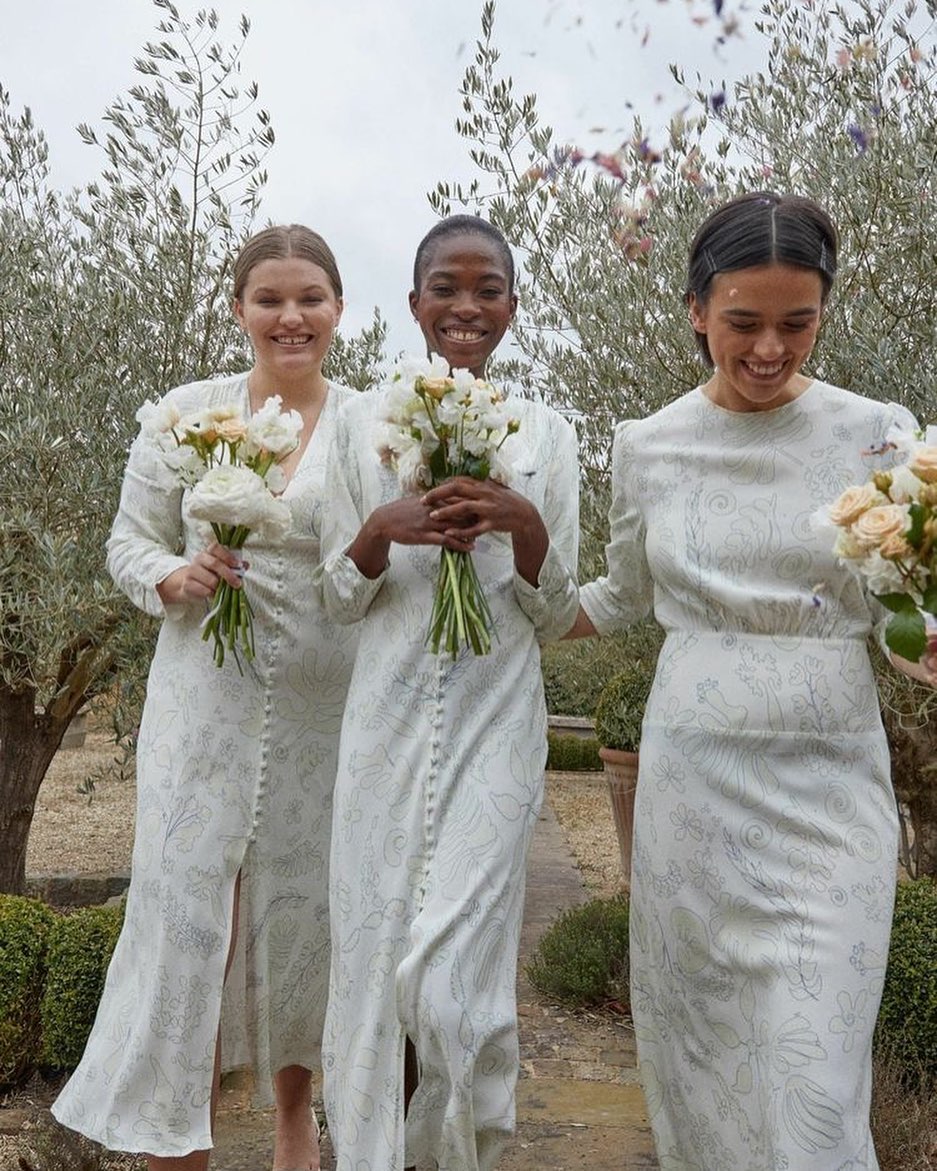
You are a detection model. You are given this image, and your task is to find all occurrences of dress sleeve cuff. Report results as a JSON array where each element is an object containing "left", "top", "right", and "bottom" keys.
[
  {"left": 513, "top": 541, "right": 579, "bottom": 643},
  {"left": 320, "top": 549, "right": 387, "bottom": 624}
]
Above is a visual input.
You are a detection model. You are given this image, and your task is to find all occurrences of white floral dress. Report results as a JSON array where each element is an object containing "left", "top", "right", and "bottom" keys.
[
  {"left": 52, "top": 374, "right": 358, "bottom": 1156},
  {"left": 581, "top": 381, "right": 915, "bottom": 1170},
  {"left": 316, "top": 389, "right": 579, "bottom": 1171}
]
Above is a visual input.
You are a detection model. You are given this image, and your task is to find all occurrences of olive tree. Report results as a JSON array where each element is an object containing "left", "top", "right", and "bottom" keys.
[
  {"left": 435, "top": 0, "right": 937, "bottom": 872},
  {"left": 0, "top": 2, "right": 385, "bottom": 894}
]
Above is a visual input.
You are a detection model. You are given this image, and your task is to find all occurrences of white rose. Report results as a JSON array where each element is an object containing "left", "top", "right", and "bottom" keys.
[
  {"left": 188, "top": 465, "right": 290, "bottom": 538},
  {"left": 862, "top": 551, "right": 911, "bottom": 597}
]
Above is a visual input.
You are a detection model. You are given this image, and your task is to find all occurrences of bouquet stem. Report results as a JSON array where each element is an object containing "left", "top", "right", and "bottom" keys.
[
  {"left": 199, "top": 528, "right": 254, "bottom": 672},
  {"left": 426, "top": 548, "right": 495, "bottom": 656}
]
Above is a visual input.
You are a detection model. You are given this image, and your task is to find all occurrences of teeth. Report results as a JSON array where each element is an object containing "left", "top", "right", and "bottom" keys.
[
  {"left": 746, "top": 360, "right": 784, "bottom": 375},
  {"left": 274, "top": 336, "right": 312, "bottom": 346},
  {"left": 444, "top": 329, "right": 484, "bottom": 342}
]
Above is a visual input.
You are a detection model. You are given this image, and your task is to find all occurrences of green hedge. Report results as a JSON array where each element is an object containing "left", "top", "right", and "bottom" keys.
[
  {"left": 546, "top": 732, "right": 602, "bottom": 772},
  {"left": 526, "top": 895, "right": 630, "bottom": 1008},
  {"left": 876, "top": 877, "right": 937, "bottom": 1086},
  {"left": 0, "top": 895, "right": 56, "bottom": 1085},
  {"left": 40, "top": 900, "right": 125, "bottom": 1069}
]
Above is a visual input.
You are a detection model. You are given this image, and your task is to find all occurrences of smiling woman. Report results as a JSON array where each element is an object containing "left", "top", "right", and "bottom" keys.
[{"left": 51, "top": 223, "right": 359, "bottom": 1171}]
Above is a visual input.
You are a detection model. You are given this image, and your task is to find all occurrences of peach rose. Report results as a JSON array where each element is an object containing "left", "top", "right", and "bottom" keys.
[
  {"left": 828, "top": 481, "right": 882, "bottom": 526},
  {"left": 878, "top": 531, "right": 914, "bottom": 562},
  {"left": 418, "top": 375, "right": 453, "bottom": 401},
  {"left": 217, "top": 417, "right": 248, "bottom": 443},
  {"left": 910, "top": 446, "right": 937, "bottom": 484},
  {"left": 852, "top": 503, "right": 909, "bottom": 549}
]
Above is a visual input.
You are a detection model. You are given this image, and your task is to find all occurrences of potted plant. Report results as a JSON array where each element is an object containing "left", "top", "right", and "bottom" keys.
[{"left": 593, "top": 662, "right": 655, "bottom": 888}]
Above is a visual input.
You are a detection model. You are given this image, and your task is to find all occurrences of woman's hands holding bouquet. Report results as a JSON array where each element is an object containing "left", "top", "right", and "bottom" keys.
[
  {"left": 423, "top": 476, "right": 548, "bottom": 587},
  {"left": 157, "top": 542, "right": 248, "bottom": 606}
]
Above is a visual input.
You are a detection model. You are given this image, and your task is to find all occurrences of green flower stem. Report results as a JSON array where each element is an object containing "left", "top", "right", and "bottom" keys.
[{"left": 426, "top": 548, "right": 494, "bottom": 657}]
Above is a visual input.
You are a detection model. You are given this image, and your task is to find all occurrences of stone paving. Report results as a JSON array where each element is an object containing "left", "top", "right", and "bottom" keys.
[{"left": 210, "top": 800, "right": 658, "bottom": 1170}]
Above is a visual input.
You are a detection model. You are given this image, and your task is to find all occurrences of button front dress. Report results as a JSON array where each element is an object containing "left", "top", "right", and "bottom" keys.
[
  {"left": 317, "top": 389, "right": 580, "bottom": 1171},
  {"left": 52, "top": 374, "right": 358, "bottom": 1156},
  {"left": 581, "top": 381, "right": 915, "bottom": 1170}
]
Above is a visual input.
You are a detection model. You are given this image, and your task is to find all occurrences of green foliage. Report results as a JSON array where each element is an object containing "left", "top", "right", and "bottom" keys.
[
  {"left": 876, "top": 878, "right": 937, "bottom": 1088},
  {"left": 541, "top": 623, "right": 663, "bottom": 717},
  {"left": 526, "top": 895, "right": 630, "bottom": 1008},
  {"left": 40, "top": 900, "right": 125, "bottom": 1070},
  {"left": 0, "top": 0, "right": 387, "bottom": 890},
  {"left": 546, "top": 732, "right": 601, "bottom": 772},
  {"left": 594, "top": 661, "right": 656, "bottom": 753},
  {"left": 0, "top": 894, "right": 55, "bottom": 1084}
]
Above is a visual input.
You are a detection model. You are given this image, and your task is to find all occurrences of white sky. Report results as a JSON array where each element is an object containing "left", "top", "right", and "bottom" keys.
[{"left": 1, "top": 0, "right": 756, "bottom": 359}]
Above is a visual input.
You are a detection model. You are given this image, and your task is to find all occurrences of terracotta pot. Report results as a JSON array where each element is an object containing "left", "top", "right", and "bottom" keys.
[{"left": 598, "top": 746, "right": 638, "bottom": 889}]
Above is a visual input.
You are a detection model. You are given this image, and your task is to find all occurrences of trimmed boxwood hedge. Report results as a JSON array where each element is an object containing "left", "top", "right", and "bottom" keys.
[
  {"left": 0, "top": 894, "right": 56, "bottom": 1085},
  {"left": 875, "top": 877, "right": 937, "bottom": 1086}
]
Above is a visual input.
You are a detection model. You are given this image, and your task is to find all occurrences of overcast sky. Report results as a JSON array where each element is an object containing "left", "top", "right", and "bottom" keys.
[{"left": 2, "top": 0, "right": 755, "bottom": 360}]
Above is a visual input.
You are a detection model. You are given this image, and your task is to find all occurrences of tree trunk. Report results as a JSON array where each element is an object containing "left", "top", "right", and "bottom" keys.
[{"left": 0, "top": 685, "right": 74, "bottom": 894}]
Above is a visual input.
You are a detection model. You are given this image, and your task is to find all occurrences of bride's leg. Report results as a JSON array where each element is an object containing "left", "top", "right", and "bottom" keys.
[{"left": 272, "top": 1064, "right": 319, "bottom": 1171}]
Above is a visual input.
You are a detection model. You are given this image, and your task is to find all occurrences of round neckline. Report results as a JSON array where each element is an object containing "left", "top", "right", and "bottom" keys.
[{"left": 696, "top": 377, "right": 818, "bottom": 418}]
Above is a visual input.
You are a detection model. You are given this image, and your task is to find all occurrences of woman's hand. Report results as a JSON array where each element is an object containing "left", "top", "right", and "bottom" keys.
[
  {"left": 156, "top": 542, "right": 247, "bottom": 606},
  {"left": 889, "top": 637, "right": 937, "bottom": 688},
  {"left": 346, "top": 495, "right": 476, "bottom": 580},
  {"left": 422, "top": 476, "right": 548, "bottom": 587}
]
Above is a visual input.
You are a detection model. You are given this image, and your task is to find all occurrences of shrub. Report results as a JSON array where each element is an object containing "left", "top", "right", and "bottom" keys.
[
  {"left": 526, "top": 895, "right": 630, "bottom": 1008},
  {"left": 546, "top": 732, "right": 602, "bottom": 772},
  {"left": 594, "top": 661, "right": 656, "bottom": 753},
  {"left": 40, "top": 900, "right": 125, "bottom": 1070},
  {"left": 541, "top": 624, "right": 662, "bottom": 718},
  {"left": 0, "top": 894, "right": 56, "bottom": 1084},
  {"left": 876, "top": 878, "right": 937, "bottom": 1089}
]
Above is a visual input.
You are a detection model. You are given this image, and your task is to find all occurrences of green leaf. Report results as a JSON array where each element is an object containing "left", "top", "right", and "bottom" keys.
[
  {"left": 875, "top": 591, "right": 918, "bottom": 615},
  {"left": 922, "top": 584, "right": 937, "bottom": 619},
  {"left": 906, "top": 502, "right": 927, "bottom": 549},
  {"left": 884, "top": 609, "right": 928, "bottom": 663}
]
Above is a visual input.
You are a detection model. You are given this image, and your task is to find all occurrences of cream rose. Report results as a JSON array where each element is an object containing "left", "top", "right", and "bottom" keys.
[
  {"left": 828, "top": 481, "right": 882, "bottom": 526},
  {"left": 910, "top": 445, "right": 937, "bottom": 484},
  {"left": 188, "top": 464, "right": 291, "bottom": 539},
  {"left": 878, "top": 532, "right": 914, "bottom": 562},
  {"left": 852, "top": 503, "right": 910, "bottom": 549}
]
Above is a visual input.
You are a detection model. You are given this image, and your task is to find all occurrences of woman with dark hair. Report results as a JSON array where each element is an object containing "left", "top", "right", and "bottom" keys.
[
  {"left": 317, "top": 214, "right": 579, "bottom": 1171},
  {"left": 567, "top": 192, "right": 936, "bottom": 1166},
  {"left": 53, "top": 224, "right": 358, "bottom": 1171}
]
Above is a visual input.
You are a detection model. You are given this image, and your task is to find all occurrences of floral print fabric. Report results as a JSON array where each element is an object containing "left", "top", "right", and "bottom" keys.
[
  {"left": 52, "top": 375, "right": 358, "bottom": 1155},
  {"left": 581, "top": 382, "right": 916, "bottom": 1170},
  {"left": 317, "top": 389, "right": 579, "bottom": 1171}
]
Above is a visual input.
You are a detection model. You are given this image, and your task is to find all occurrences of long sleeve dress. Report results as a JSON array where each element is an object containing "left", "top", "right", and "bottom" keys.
[
  {"left": 580, "top": 380, "right": 916, "bottom": 1170},
  {"left": 316, "top": 388, "right": 579, "bottom": 1171},
  {"left": 52, "top": 373, "right": 359, "bottom": 1156}
]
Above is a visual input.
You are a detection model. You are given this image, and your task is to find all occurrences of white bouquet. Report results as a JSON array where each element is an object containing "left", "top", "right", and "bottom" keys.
[
  {"left": 136, "top": 395, "right": 302, "bottom": 669},
  {"left": 825, "top": 423, "right": 937, "bottom": 661},
  {"left": 376, "top": 354, "right": 519, "bottom": 655}
]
